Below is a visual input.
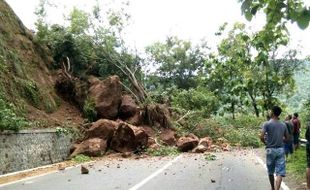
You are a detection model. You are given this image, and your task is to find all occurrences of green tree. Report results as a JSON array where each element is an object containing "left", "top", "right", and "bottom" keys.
[
  {"left": 34, "top": 0, "right": 147, "bottom": 102},
  {"left": 208, "top": 23, "right": 251, "bottom": 118},
  {"left": 240, "top": 0, "right": 310, "bottom": 29},
  {"left": 146, "top": 36, "right": 208, "bottom": 90}
]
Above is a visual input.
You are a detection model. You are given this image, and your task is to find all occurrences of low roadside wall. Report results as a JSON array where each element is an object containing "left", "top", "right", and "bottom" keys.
[{"left": 0, "top": 129, "right": 73, "bottom": 175}]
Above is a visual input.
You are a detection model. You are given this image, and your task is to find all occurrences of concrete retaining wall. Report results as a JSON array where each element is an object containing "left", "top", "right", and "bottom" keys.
[{"left": 0, "top": 129, "right": 73, "bottom": 175}]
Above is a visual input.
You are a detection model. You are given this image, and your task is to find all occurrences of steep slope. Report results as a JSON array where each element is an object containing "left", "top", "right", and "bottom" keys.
[{"left": 0, "top": 0, "right": 82, "bottom": 129}]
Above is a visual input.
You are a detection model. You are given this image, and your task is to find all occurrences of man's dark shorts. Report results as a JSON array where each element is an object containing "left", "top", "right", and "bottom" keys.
[
  {"left": 293, "top": 133, "right": 300, "bottom": 145},
  {"left": 307, "top": 143, "right": 310, "bottom": 168},
  {"left": 284, "top": 141, "right": 293, "bottom": 154}
]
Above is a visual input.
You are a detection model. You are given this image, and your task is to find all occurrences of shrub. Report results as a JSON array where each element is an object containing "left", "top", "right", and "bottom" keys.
[
  {"left": 0, "top": 98, "right": 28, "bottom": 132},
  {"left": 83, "top": 97, "right": 97, "bottom": 122},
  {"left": 72, "top": 154, "right": 92, "bottom": 163},
  {"left": 171, "top": 88, "right": 219, "bottom": 117}
]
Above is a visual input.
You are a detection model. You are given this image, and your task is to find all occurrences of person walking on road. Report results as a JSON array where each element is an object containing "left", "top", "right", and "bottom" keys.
[
  {"left": 292, "top": 112, "right": 301, "bottom": 150},
  {"left": 260, "top": 106, "right": 288, "bottom": 190},
  {"left": 284, "top": 115, "right": 294, "bottom": 160}
]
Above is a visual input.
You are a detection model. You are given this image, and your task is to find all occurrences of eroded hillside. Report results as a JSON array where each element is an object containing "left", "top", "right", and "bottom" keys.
[{"left": 0, "top": 0, "right": 83, "bottom": 129}]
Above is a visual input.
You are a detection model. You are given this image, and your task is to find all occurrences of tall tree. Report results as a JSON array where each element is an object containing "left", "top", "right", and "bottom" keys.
[{"left": 146, "top": 36, "right": 208, "bottom": 90}]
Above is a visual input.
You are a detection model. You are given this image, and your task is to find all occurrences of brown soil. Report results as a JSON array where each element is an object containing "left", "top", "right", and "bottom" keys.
[{"left": 26, "top": 100, "right": 84, "bottom": 128}]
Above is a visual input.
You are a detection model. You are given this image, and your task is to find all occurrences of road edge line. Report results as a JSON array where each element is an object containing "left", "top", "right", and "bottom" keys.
[
  {"left": 253, "top": 150, "right": 290, "bottom": 190},
  {"left": 129, "top": 155, "right": 182, "bottom": 190},
  {"left": 0, "top": 161, "right": 95, "bottom": 188}
]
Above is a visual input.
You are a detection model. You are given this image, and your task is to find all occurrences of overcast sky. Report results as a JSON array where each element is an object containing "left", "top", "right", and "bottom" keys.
[{"left": 6, "top": 0, "right": 310, "bottom": 58}]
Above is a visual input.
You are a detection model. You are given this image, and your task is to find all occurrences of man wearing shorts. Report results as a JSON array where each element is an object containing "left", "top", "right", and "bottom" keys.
[{"left": 260, "top": 106, "right": 288, "bottom": 190}]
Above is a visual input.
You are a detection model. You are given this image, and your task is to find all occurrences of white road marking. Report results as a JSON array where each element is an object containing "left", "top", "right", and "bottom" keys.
[
  {"left": 253, "top": 150, "right": 291, "bottom": 190},
  {"left": 0, "top": 161, "right": 95, "bottom": 188},
  {"left": 129, "top": 155, "right": 182, "bottom": 190}
]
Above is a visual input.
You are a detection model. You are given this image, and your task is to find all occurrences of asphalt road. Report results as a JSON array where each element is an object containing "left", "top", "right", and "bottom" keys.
[{"left": 0, "top": 149, "right": 286, "bottom": 190}]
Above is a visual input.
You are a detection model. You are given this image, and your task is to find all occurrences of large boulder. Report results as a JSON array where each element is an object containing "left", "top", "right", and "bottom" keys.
[
  {"left": 110, "top": 122, "right": 148, "bottom": 153},
  {"left": 159, "top": 128, "right": 177, "bottom": 146},
  {"left": 86, "top": 119, "right": 119, "bottom": 141},
  {"left": 193, "top": 137, "right": 212, "bottom": 153},
  {"left": 88, "top": 75, "right": 122, "bottom": 119},
  {"left": 177, "top": 134, "right": 199, "bottom": 152},
  {"left": 70, "top": 138, "right": 107, "bottom": 157},
  {"left": 119, "top": 95, "right": 138, "bottom": 119}
]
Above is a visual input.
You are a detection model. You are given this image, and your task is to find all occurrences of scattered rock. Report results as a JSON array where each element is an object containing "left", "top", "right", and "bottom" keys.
[
  {"left": 176, "top": 133, "right": 199, "bottom": 152},
  {"left": 57, "top": 163, "right": 66, "bottom": 170},
  {"left": 159, "top": 128, "right": 177, "bottom": 146},
  {"left": 70, "top": 138, "right": 107, "bottom": 157},
  {"left": 193, "top": 136, "right": 212, "bottom": 153},
  {"left": 211, "top": 179, "right": 216, "bottom": 183},
  {"left": 121, "top": 152, "right": 132, "bottom": 158},
  {"left": 81, "top": 165, "right": 89, "bottom": 174},
  {"left": 221, "top": 143, "right": 231, "bottom": 151}
]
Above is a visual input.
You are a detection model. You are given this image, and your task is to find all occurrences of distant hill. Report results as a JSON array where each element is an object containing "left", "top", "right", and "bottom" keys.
[{"left": 282, "top": 61, "right": 310, "bottom": 112}]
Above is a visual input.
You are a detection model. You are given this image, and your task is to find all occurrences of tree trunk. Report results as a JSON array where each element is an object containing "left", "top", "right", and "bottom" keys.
[{"left": 247, "top": 91, "right": 259, "bottom": 117}]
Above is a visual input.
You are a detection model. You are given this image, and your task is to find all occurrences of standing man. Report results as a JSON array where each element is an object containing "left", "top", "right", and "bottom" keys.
[
  {"left": 284, "top": 115, "right": 294, "bottom": 160},
  {"left": 292, "top": 113, "right": 301, "bottom": 150},
  {"left": 260, "top": 106, "right": 288, "bottom": 190}
]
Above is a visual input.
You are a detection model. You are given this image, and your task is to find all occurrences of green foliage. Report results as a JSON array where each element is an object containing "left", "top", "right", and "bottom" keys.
[
  {"left": 171, "top": 88, "right": 219, "bottom": 117},
  {"left": 204, "top": 153, "right": 217, "bottom": 161},
  {"left": 147, "top": 146, "right": 180, "bottom": 156},
  {"left": 72, "top": 154, "right": 92, "bottom": 163},
  {"left": 34, "top": 0, "right": 141, "bottom": 83},
  {"left": 0, "top": 90, "right": 28, "bottom": 131},
  {"left": 146, "top": 36, "right": 208, "bottom": 90},
  {"left": 283, "top": 61, "right": 310, "bottom": 112},
  {"left": 286, "top": 146, "right": 306, "bottom": 181},
  {"left": 83, "top": 98, "right": 97, "bottom": 122},
  {"left": 215, "top": 115, "right": 263, "bottom": 147},
  {"left": 193, "top": 118, "right": 224, "bottom": 139},
  {"left": 182, "top": 115, "right": 264, "bottom": 148},
  {"left": 55, "top": 127, "right": 70, "bottom": 136},
  {"left": 301, "top": 97, "right": 310, "bottom": 124},
  {"left": 240, "top": 0, "right": 310, "bottom": 29},
  {"left": 16, "top": 79, "right": 41, "bottom": 108}
]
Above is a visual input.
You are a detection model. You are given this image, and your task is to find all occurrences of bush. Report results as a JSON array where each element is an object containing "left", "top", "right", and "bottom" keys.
[
  {"left": 0, "top": 98, "right": 28, "bottom": 132},
  {"left": 83, "top": 98, "right": 97, "bottom": 122},
  {"left": 181, "top": 115, "right": 263, "bottom": 148},
  {"left": 72, "top": 154, "right": 92, "bottom": 163},
  {"left": 217, "top": 115, "right": 263, "bottom": 147},
  {"left": 171, "top": 88, "right": 219, "bottom": 117}
]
